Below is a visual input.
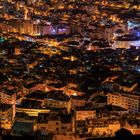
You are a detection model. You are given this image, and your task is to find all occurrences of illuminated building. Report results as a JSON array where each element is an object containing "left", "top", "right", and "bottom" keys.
[
  {"left": 44, "top": 98, "right": 71, "bottom": 113},
  {"left": 16, "top": 107, "right": 50, "bottom": 117},
  {"left": 34, "top": 23, "right": 70, "bottom": 36},
  {"left": 107, "top": 93, "right": 140, "bottom": 112},
  {"left": 22, "top": 21, "right": 34, "bottom": 35},
  {"left": 114, "top": 82, "right": 137, "bottom": 93},
  {"left": 75, "top": 110, "right": 96, "bottom": 121},
  {"left": 0, "top": 92, "right": 16, "bottom": 105},
  {"left": 0, "top": 103, "right": 13, "bottom": 129},
  {"left": 70, "top": 96, "right": 87, "bottom": 109},
  {"left": 0, "top": 91, "right": 16, "bottom": 120},
  {"left": 0, "top": 22, "right": 14, "bottom": 33},
  {"left": 37, "top": 120, "right": 71, "bottom": 135},
  {"left": 89, "top": 120, "right": 121, "bottom": 137}
]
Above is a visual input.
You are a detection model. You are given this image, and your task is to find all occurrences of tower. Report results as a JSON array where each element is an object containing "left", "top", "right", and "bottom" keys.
[{"left": 24, "top": 7, "right": 28, "bottom": 20}]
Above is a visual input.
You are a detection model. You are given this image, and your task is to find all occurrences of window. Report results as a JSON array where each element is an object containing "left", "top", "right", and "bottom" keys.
[{"left": 62, "top": 127, "right": 66, "bottom": 129}]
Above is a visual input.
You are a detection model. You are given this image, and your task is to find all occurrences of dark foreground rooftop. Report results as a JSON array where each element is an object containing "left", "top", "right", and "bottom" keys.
[{"left": 2, "top": 135, "right": 35, "bottom": 140}]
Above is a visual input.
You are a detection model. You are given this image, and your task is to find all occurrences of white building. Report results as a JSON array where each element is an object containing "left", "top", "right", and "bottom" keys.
[{"left": 107, "top": 93, "right": 140, "bottom": 112}]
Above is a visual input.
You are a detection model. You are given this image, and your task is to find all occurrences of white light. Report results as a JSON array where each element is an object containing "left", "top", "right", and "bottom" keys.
[
  {"left": 46, "top": 22, "right": 51, "bottom": 25},
  {"left": 52, "top": 29, "right": 56, "bottom": 32},
  {"left": 73, "top": 93, "right": 77, "bottom": 96},
  {"left": 130, "top": 40, "right": 140, "bottom": 46},
  {"left": 36, "top": 19, "right": 40, "bottom": 24}
]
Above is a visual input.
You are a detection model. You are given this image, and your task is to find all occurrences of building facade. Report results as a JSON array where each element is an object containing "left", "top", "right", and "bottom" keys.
[{"left": 107, "top": 93, "right": 140, "bottom": 112}]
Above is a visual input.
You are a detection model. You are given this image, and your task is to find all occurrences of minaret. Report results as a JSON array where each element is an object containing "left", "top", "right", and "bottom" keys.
[{"left": 24, "top": 7, "right": 28, "bottom": 20}]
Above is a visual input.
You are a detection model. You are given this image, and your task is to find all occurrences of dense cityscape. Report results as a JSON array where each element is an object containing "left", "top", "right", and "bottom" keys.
[{"left": 0, "top": 0, "right": 140, "bottom": 140}]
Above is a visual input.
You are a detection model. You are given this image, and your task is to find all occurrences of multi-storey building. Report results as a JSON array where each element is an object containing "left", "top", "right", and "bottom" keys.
[
  {"left": 107, "top": 93, "right": 140, "bottom": 112},
  {"left": 88, "top": 120, "right": 121, "bottom": 137},
  {"left": 0, "top": 103, "right": 13, "bottom": 129},
  {"left": 0, "top": 91, "right": 16, "bottom": 120},
  {"left": 0, "top": 92, "right": 16, "bottom": 105}
]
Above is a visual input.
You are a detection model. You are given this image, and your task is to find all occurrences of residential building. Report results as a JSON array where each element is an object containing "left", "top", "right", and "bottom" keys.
[
  {"left": 0, "top": 103, "right": 13, "bottom": 129},
  {"left": 107, "top": 93, "right": 140, "bottom": 112}
]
